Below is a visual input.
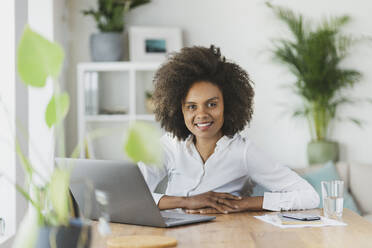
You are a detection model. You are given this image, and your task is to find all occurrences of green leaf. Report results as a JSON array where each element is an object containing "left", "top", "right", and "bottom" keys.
[
  {"left": 45, "top": 93, "right": 70, "bottom": 128},
  {"left": 124, "top": 121, "right": 162, "bottom": 166},
  {"left": 17, "top": 25, "right": 64, "bottom": 87},
  {"left": 49, "top": 168, "right": 70, "bottom": 225},
  {"left": 12, "top": 207, "right": 39, "bottom": 248}
]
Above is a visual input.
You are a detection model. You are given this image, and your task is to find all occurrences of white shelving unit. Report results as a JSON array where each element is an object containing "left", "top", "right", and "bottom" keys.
[{"left": 77, "top": 61, "right": 161, "bottom": 158}]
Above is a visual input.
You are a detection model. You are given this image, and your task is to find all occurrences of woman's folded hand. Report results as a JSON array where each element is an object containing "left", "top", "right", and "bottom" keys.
[
  {"left": 184, "top": 191, "right": 242, "bottom": 214},
  {"left": 185, "top": 196, "right": 264, "bottom": 214}
]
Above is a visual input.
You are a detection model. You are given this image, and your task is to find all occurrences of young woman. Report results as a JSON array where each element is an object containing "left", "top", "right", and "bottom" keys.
[{"left": 138, "top": 45, "right": 319, "bottom": 214}]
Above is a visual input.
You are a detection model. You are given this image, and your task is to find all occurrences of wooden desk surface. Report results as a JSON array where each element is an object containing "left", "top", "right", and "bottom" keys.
[{"left": 91, "top": 209, "right": 372, "bottom": 248}]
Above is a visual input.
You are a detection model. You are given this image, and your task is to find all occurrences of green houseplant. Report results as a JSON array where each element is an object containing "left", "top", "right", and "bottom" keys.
[
  {"left": 10, "top": 25, "right": 91, "bottom": 248},
  {"left": 268, "top": 4, "right": 364, "bottom": 164},
  {"left": 4, "top": 25, "right": 162, "bottom": 248},
  {"left": 82, "top": 0, "right": 150, "bottom": 61}
]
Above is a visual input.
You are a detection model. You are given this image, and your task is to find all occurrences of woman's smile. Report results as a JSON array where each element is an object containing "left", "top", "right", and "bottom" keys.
[{"left": 195, "top": 121, "right": 214, "bottom": 131}]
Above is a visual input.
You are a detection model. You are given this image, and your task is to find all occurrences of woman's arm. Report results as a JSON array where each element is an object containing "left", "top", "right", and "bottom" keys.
[
  {"left": 158, "top": 191, "right": 243, "bottom": 214},
  {"left": 244, "top": 141, "right": 320, "bottom": 211},
  {"left": 185, "top": 196, "right": 263, "bottom": 214}
]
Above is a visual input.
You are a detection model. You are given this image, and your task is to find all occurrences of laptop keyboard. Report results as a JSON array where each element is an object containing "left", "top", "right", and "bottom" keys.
[{"left": 163, "top": 217, "right": 184, "bottom": 223}]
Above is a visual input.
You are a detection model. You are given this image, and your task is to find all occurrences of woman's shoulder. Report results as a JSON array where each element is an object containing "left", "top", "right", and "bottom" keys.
[
  {"left": 161, "top": 132, "right": 179, "bottom": 145},
  {"left": 160, "top": 132, "right": 186, "bottom": 152},
  {"left": 230, "top": 132, "right": 253, "bottom": 148}
]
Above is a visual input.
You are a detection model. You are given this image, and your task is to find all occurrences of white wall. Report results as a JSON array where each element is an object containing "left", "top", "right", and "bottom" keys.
[
  {"left": 65, "top": 0, "right": 96, "bottom": 157},
  {"left": 65, "top": 0, "right": 372, "bottom": 167},
  {"left": 0, "top": 0, "right": 16, "bottom": 244}
]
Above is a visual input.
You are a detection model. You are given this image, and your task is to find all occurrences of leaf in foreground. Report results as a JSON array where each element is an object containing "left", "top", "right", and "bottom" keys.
[
  {"left": 49, "top": 168, "right": 70, "bottom": 225},
  {"left": 124, "top": 121, "right": 162, "bottom": 166},
  {"left": 17, "top": 25, "right": 64, "bottom": 87},
  {"left": 45, "top": 93, "right": 70, "bottom": 128}
]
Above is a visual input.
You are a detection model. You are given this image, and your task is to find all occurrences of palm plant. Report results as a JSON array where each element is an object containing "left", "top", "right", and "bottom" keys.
[{"left": 268, "top": 3, "right": 362, "bottom": 143}]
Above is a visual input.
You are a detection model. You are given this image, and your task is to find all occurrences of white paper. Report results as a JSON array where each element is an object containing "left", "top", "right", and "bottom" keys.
[{"left": 254, "top": 214, "right": 347, "bottom": 229}]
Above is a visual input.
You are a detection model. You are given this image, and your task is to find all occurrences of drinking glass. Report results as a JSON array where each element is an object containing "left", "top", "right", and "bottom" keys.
[{"left": 321, "top": 180, "right": 344, "bottom": 219}]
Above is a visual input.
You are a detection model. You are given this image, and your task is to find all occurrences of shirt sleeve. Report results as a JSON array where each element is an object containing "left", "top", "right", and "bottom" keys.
[{"left": 243, "top": 140, "right": 320, "bottom": 211}]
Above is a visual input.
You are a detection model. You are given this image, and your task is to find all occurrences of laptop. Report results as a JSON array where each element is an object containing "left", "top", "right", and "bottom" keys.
[{"left": 55, "top": 158, "right": 215, "bottom": 227}]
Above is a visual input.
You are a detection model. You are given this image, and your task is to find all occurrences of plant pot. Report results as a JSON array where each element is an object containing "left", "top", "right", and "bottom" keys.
[
  {"left": 90, "top": 32, "right": 123, "bottom": 62},
  {"left": 307, "top": 140, "right": 339, "bottom": 165},
  {"left": 34, "top": 218, "right": 91, "bottom": 248}
]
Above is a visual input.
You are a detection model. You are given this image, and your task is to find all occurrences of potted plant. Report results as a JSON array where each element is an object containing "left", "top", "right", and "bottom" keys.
[
  {"left": 267, "top": 3, "right": 364, "bottom": 164},
  {"left": 6, "top": 25, "right": 162, "bottom": 247},
  {"left": 82, "top": 0, "right": 150, "bottom": 62},
  {"left": 8, "top": 25, "right": 92, "bottom": 248}
]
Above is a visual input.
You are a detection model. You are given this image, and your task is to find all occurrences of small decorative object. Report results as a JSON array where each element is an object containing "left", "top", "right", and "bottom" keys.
[
  {"left": 268, "top": 3, "right": 367, "bottom": 165},
  {"left": 129, "top": 26, "right": 182, "bottom": 61},
  {"left": 100, "top": 106, "right": 128, "bottom": 115},
  {"left": 145, "top": 90, "right": 155, "bottom": 114},
  {"left": 83, "top": 0, "right": 151, "bottom": 62},
  {"left": 95, "top": 190, "right": 112, "bottom": 236}
]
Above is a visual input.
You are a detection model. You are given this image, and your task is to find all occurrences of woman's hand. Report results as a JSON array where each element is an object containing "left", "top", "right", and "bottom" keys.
[
  {"left": 184, "top": 191, "right": 242, "bottom": 214},
  {"left": 186, "top": 196, "right": 263, "bottom": 214}
]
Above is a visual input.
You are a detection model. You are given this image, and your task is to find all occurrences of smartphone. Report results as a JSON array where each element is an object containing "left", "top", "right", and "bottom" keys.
[{"left": 280, "top": 213, "right": 321, "bottom": 221}]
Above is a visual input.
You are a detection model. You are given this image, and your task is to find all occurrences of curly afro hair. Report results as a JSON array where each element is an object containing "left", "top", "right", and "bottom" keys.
[{"left": 152, "top": 45, "right": 254, "bottom": 140}]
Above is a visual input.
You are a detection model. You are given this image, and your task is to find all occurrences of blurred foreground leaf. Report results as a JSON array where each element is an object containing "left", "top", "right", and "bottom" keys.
[
  {"left": 49, "top": 168, "right": 70, "bottom": 225},
  {"left": 17, "top": 25, "right": 64, "bottom": 87},
  {"left": 45, "top": 93, "right": 70, "bottom": 128},
  {"left": 124, "top": 122, "right": 162, "bottom": 166}
]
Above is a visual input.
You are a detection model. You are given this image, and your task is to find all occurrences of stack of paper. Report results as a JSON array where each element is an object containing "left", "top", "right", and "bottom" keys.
[{"left": 254, "top": 214, "right": 347, "bottom": 229}]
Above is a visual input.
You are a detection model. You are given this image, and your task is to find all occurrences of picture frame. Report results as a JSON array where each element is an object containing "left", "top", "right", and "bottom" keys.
[{"left": 129, "top": 26, "right": 182, "bottom": 62}]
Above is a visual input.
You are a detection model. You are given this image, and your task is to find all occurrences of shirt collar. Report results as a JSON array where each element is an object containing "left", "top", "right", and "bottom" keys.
[{"left": 215, "top": 133, "right": 239, "bottom": 151}]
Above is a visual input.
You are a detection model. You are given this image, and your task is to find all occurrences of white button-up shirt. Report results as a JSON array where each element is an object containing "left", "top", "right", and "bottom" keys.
[{"left": 138, "top": 133, "right": 320, "bottom": 211}]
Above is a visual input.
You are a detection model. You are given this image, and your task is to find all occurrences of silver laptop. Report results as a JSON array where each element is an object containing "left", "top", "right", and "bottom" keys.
[{"left": 56, "top": 158, "right": 215, "bottom": 227}]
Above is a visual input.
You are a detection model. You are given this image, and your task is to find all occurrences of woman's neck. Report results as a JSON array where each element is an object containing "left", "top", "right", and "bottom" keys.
[{"left": 194, "top": 133, "right": 223, "bottom": 163}]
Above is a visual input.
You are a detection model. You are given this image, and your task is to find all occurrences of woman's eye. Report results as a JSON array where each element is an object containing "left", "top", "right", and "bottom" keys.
[
  {"left": 187, "top": 105, "right": 196, "bottom": 110},
  {"left": 208, "top": 102, "right": 217, "bottom": 107}
]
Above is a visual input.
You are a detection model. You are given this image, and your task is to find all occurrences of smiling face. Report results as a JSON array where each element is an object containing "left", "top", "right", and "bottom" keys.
[{"left": 182, "top": 81, "right": 224, "bottom": 142}]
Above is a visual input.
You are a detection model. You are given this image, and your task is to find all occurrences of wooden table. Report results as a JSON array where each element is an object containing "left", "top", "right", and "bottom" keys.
[{"left": 91, "top": 209, "right": 372, "bottom": 248}]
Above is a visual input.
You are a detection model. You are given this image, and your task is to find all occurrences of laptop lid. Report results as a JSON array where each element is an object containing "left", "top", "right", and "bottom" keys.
[{"left": 56, "top": 158, "right": 167, "bottom": 227}]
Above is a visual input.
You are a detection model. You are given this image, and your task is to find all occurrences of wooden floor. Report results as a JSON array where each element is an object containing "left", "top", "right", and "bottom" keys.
[{"left": 91, "top": 209, "right": 372, "bottom": 248}]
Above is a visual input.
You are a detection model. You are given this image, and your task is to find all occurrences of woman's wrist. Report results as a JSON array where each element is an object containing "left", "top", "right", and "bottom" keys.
[
  {"left": 241, "top": 196, "right": 263, "bottom": 211},
  {"left": 158, "top": 195, "right": 189, "bottom": 210}
]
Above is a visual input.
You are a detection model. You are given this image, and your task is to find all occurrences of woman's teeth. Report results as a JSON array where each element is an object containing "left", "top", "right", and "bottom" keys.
[{"left": 196, "top": 122, "right": 212, "bottom": 127}]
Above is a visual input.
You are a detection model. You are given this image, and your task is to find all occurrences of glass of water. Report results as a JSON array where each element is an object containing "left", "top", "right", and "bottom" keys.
[{"left": 321, "top": 180, "right": 344, "bottom": 219}]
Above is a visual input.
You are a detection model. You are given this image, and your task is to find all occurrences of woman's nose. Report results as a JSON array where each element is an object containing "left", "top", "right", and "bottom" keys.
[{"left": 195, "top": 106, "right": 209, "bottom": 117}]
